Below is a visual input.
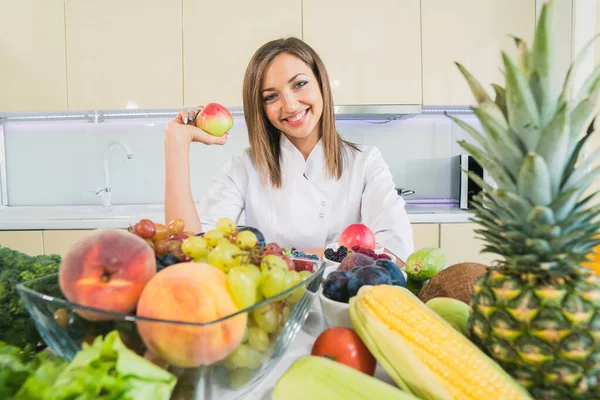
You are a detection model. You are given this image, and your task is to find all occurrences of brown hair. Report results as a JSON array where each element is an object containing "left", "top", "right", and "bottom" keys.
[{"left": 242, "top": 37, "right": 359, "bottom": 188}]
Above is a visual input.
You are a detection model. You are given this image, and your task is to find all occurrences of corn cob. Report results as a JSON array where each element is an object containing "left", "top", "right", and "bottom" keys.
[
  {"left": 349, "top": 285, "right": 533, "bottom": 400},
  {"left": 272, "top": 355, "right": 422, "bottom": 400}
]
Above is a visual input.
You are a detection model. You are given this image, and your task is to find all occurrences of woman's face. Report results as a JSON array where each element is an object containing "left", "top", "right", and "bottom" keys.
[{"left": 261, "top": 53, "right": 324, "bottom": 141}]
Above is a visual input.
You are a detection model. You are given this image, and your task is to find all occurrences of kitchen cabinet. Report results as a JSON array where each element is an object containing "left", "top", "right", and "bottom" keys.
[
  {"left": 421, "top": 0, "right": 536, "bottom": 106},
  {"left": 0, "top": 231, "right": 44, "bottom": 256},
  {"left": 439, "top": 223, "right": 496, "bottom": 266},
  {"left": 183, "top": 0, "right": 302, "bottom": 108},
  {"left": 0, "top": 0, "right": 68, "bottom": 112},
  {"left": 43, "top": 230, "right": 95, "bottom": 257},
  {"left": 412, "top": 224, "right": 439, "bottom": 250},
  {"left": 65, "top": 0, "right": 183, "bottom": 110},
  {"left": 303, "top": 0, "right": 421, "bottom": 105}
]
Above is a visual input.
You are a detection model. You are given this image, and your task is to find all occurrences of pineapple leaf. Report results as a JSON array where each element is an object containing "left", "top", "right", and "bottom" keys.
[
  {"left": 458, "top": 140, "right": 516, "bottom": 190},
  {"left": 572, "top": 191, "right": 600, "bottom": 214},
  {"left": 510, "top": 35, "right": 530, "bottom": 77},
  {"left": 564, "top": 165, "right": 600, "bottom": 197},
  {"left": 561, "top": 120, "right": 595, "bottom": 188},
  {"left": 493, "top": 189, "right": 533, "bottom": 218},
  {"left": 503, "top": 52, "right": 541, "bottom": 150},
  {"left": 473, "top": 216, "right": 502, "bottom": 232},
  {"left": 473, "top": 107, "right": 526, "bottom": 174},
  {"left": 471, "top": 201, "right": 505, "bottom": 225},
  {"left": 525, "top": 238, "right": 553, "bottom": 255},
  {"left": 500, "top": 230, "right": 528, "bottom": 242},
  {"left": 481, "top": 245, "right": 504, "bottom": 255},
  {"left": 561, "top": 122, "right": 595, "bottom": 186},
  {"left": 446, "top": 114, "right": 499, "bottom": 160},
  {"left": 559, "top": 32, "right": 600, "bottom": 103},
  {"left": 454, "top": 62, "right": 508, "bottom": 128},
  {"left": 535, "top": 102, "right": 570, "bottom": 194},
  {"left": 474, "top": 228, "right": 505, "bottom": 244},
  {"left": 517, "top": 153, "right": 552, "bottom": 206},
  {"left": 478, "top": 193, "right": 520, "bottom": 220},
  {"left": 525, "top": 206, "right": 556, "bottom": 226},
  {"left": 561, "top": 206, "right": 600, "bottom": 235},
  {"left": 491, "top": 84, "right": 508, "bottom": 120},
  {"left": 576, "top": 62, "right": 600, "bottom": 103},
  {"left": 562, "top": 147, "right": 600, "bottom": 191},
  {"left": 465, "top": 170, "right": 495, "bottom": 192},
  {"left": 533, "top": 225, "right": 562, "bottom": 241},
  {"left": 528, "top": 0, "right": 557, "bottom": 126},
  {"left": 569, "top": 77, "right": 600, "bottom": 146},
  {"left": 550, "top": 187, "right": 580, "bottom": 221}
]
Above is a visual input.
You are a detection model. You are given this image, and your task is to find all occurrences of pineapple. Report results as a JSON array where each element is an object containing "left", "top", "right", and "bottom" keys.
[{"left": 451, "top": 1, "right": 600, "bottom": 398}]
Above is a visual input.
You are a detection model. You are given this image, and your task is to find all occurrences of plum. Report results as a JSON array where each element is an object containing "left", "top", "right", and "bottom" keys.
[
  {"left": 375, "top": 259, "right": 406, "bottom": 287},
  {"left": 338, "top": 252, "right": 375, "bottom": 271},
  {"left": 323, "top": 270, "right": 352, "bottom": 303},
  {"left": 348, "top": 266, "right": 392, "bottom": 298}
]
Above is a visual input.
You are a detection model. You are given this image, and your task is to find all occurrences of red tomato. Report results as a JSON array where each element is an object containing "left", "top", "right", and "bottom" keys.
[{"left": 310, "top": 327, "right": 376, "bottom": 376}]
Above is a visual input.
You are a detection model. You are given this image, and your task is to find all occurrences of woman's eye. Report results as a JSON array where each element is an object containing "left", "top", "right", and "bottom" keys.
[
  {"left": 295, "top": 81, "right": 308, "bottom": 89},
  {"left": 263, "top": 94, "right": 276, "bottom": 102}
]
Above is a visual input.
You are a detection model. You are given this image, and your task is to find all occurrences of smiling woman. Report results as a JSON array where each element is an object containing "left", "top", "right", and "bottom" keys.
[{"left": 164, "top": 37, "right": 415, "bottom": 262}]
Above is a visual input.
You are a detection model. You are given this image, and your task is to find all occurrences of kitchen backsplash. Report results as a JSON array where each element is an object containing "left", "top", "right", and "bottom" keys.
[{"left": 3, "top": 113, "right": 481, "bottom": 207}]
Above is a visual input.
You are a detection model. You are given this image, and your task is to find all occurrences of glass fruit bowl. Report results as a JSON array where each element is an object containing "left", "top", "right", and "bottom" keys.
[{"left": 16, "top": 258, "right": 325, "bottom": 400}]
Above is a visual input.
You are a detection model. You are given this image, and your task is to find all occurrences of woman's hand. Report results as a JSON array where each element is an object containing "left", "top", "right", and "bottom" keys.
[{"left": 165, "top": 107, "right": 230, "bottom": 146}]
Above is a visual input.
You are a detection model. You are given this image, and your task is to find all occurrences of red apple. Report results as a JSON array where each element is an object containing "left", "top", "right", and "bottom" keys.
[
  {"left": 195, "top": 103, "right": 234, "bottom": 137},
  {"left": 339, "top": 224, "right": 376, "bottom": 251},
  {"left": 59, "top": 228, "right": 156, "bottom": 320}
]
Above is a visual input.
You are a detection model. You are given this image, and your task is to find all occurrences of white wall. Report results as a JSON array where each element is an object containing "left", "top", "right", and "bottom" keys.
[{"left": 4, "top": 113, "right": 479, "bottom": 206}]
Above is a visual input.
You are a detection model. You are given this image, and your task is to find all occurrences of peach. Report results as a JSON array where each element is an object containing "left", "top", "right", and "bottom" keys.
[
  {"left": 136, "top": 262, "right": 247, "bottom": 368},
  {"left": 59, "top": 228, "right": 156, "bottom": 320}
]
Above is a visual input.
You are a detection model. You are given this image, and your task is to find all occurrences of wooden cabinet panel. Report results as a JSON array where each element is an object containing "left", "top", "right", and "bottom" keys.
[
  {"left": 0, "top": 231, "right": 44, "bottom": 256},
  {"left": 0, "top": 0, "right": 67, "bottom": 112},
  {"left": 422, "top": 0, "right": 535, "bottom": 105},
  {"left": 43, "top": 230, "right": 95, "bottom": 257},
  {"left": 183, "top": 0, "right": 302, "bottom": 107},
  {"left": 440, "top": 223, "right": 496, "bottom": 266},
  {"left": 412, "top": 224, "right": 439, "bottom": 249},
  {"left": 303, "top": 0, "right": 421, "bottom": 105},
  {"left": 65, "top": 0, "right": 183, "bottom": 110}
]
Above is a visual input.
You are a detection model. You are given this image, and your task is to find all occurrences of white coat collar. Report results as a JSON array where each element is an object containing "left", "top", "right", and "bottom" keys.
[{"left": 279, "top": 134, "right": 324, "bottom": 179}]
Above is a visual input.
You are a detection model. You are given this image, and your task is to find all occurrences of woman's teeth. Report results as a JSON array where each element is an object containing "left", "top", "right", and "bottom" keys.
[{"left": 287, "top": 109, "right": 307, "bottom": 122}]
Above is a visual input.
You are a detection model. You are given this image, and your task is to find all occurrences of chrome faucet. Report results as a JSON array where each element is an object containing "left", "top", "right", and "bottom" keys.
[{"left": 96, "top": 140, "right": 133, "bottom": 207}]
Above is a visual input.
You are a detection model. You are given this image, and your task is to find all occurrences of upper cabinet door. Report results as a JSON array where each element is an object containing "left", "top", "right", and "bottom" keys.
[
  {"left": 422, "top": 0, "right": 535, "bottom": 106},
  {"left": 303, "top": 0, "right": 421, "bottom": 105},
  {"left": 65, "top": 0, "right": 183, "bottom": 110},
  {"left": 183, "top": 0, "right": 302, "bottom": 108},
  {"left": 0, "top": 0, "right": 67, "bottom": 112}
]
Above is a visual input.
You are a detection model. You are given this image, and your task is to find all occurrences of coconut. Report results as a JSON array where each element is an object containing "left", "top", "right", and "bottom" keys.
[{"left": 417, "top": 262, "right": 489, "bottom": 305}]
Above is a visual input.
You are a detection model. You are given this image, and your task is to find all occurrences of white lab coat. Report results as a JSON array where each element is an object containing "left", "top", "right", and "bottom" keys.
[{"left": 197, "top": 135, "right": 415, "bottom": 260}]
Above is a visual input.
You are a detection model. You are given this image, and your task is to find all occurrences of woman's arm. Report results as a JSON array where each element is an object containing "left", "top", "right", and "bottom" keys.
[{"left": 164, "top": 109, "right": 229, "bottom": 234}]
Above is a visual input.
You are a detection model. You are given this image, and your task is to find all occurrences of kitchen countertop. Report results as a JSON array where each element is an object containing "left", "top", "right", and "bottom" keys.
[{"left": 0, "top": 203, "right": 474, "bottom": 230}]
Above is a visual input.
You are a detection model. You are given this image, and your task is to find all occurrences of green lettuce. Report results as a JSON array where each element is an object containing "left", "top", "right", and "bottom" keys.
[{"left": 8, "top": 330, "right": 176, "bottom": 400}]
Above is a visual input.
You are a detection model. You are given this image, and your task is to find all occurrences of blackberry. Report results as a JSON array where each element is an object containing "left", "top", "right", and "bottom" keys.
[
  {"left": 324, "top": 248, "right": 335, "bottom": 261},
  {"left": 338, "top": 246, "right": 348, "bottom": 257}
]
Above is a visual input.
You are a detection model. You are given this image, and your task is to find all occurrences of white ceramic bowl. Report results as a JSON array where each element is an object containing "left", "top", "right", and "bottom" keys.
[{"left": 318, "top": 286, "right": 352, "bottom": 329}]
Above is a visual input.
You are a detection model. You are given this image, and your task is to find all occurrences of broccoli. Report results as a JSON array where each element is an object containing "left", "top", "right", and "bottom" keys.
[{"left": 0, "top": 247, "right": 61, "bottom": 352}]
